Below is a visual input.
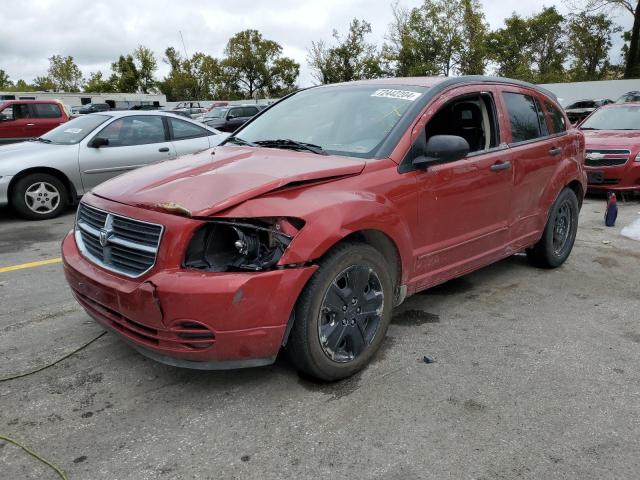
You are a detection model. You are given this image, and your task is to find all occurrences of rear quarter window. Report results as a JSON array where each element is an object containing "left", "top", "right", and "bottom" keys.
[{"left": 544, "top": 101, "right": 567, "bottom": 134}]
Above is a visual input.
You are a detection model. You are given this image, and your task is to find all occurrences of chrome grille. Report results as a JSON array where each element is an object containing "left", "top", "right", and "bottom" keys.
[
  {"left": 75, "top": 203, "right": 163, "bottom": 278},
  {"left": 585, "top": 149, "right": 630, "bottom": 167}
]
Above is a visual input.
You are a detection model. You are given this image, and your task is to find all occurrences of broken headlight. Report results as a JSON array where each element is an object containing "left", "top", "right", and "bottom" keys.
[{"left": 183, "top": 218, "right": 304, "bottom": 272}]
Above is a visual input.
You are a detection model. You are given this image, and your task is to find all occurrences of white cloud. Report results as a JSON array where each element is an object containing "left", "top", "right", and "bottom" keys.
[{"left": 0, "top": 0, "right": 633, "bottom": 89}]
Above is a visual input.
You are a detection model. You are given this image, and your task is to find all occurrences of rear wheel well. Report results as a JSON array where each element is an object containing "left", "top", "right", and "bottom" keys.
[
  {"left": 9, "top": 168, "right": 78, "bottom": 205},
  {"left": 567, "top": 180, "right": 584, "bottom": 209}
]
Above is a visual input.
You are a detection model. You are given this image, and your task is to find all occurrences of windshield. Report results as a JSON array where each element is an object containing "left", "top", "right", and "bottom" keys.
[
  {"left": 231, "top": 84, "right": 428, "bottom": 158},
  {"left": 41, "top": 114, "right": 110, "bottom": 144},
  {"left": 205, "top": 107, "right": 228, "bottom": 119},
  {"left": 580, "top": 106, "right": 640, "bottom": 130}
]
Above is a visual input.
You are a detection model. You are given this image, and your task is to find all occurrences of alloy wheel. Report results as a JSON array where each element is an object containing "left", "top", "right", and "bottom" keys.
[
  {"left": 317, "top": 265, "right": 384, "bottom": 363},
  {"left": 24, "top": 182, "right": 60, "bottom": 215}
]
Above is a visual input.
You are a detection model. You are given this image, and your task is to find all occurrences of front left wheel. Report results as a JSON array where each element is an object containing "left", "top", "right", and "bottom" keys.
[
  {"left": 11, "top": 173, "right": 69, "bottom": 220},
  {"left": 287, "top": 242, "right": 394, "bottom": 381}
]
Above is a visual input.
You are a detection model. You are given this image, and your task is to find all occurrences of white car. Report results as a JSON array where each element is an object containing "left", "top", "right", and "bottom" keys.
[{"left": 0, "top": 111, "right": 228, "bottom": 219}]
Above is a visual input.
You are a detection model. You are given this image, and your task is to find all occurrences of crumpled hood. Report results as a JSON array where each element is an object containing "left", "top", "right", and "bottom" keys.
[{"left": 92, "top": 145, "right": 366, "bottom": 217}]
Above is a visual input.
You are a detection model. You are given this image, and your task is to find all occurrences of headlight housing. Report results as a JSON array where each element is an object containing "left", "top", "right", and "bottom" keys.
[
  {"left": 183, "top": 217, "right": 304, "bottom": 272},
  {"left": 635, "top": 152, "right": 640, "bottom": 162}
]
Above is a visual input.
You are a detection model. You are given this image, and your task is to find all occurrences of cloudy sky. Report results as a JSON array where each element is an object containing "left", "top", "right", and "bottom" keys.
[{"left": 0, "top": 0, "right": 632, "bottom": 88}]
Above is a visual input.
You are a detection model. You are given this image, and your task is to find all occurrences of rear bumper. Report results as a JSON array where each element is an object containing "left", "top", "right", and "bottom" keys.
[
  {"left": 585, "top": 161, "right": 640, "bottom": 192},
  {"left": 0, "top": 175, "right": 12, "bottom": 207},
  {"left": 62, "top": 229, "right": 316, "bottom": 369}
]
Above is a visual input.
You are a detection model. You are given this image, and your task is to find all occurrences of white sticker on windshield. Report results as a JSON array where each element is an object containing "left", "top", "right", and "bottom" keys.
[
  {"left": 371, "top": 89, "right": 421, "bottom": 101},
  {"left": 64, "top": 128, "right": 82, "bottom": 134}
]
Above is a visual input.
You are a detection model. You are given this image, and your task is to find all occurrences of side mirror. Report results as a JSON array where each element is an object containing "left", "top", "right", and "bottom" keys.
[
  {"left": 412, "top": 135, "right": 470, "bottom": 169},
  {"left": 89, "top": 137, "right": 109, "bottom": 148}
]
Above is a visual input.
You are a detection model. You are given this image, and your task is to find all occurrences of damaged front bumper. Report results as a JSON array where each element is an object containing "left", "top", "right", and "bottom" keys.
[{"left": 62, "top": 223, "right": 316, "bottom": 369}]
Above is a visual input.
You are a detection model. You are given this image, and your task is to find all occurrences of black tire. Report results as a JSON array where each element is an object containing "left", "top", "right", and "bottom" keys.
[
  {"left": 526, "top": 188, "right": 579, "bottom": 268},
  {"left": 287, "top": 242, "right": 394, "bottom": 381},
  {"left": 11, "top": 173, "right": 69, "bottom": 220}
]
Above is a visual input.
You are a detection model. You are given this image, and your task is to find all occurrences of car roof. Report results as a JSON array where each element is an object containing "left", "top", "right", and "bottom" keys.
[
  {"left": 1, "top": 99, "right": 62, "bottom": 104},
  {"left": 599, "top": 102, "right": 640, "bottom": 109},
  {"left": 316, "top": 75, "right": 558, "bottom": 101}
]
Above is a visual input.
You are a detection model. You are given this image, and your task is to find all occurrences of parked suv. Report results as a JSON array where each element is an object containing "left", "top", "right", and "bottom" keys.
[
  {"left": 0, "top": 100, "right": 70, "bottom": 143},
  {"left": 62, "top": 76, "right": 586, "bottom": 381},
  {"left": 580, "top": 103, "right": 640, "bottom": 193},
  {"left": 201, "top": 104, "right": 265, "bottom": 132}
]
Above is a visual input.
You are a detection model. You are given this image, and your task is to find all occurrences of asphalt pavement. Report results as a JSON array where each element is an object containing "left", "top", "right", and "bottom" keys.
[{"left": 1, "top": 197, "right": 639, "bottom": 480}]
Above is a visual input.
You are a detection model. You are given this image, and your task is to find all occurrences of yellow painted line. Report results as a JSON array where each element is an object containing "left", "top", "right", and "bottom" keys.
[{"left": 0, "top": 257, "right": 62, "bottom": 273}]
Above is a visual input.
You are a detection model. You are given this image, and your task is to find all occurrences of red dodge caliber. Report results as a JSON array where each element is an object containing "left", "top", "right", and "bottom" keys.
[{"left": 62, "top": 77, "right": 586, "bottom": 380}]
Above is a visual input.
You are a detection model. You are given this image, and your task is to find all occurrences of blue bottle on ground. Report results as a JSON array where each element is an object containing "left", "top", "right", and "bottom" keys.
[{"left": 605, "top": 192, "right": 618, "bottom": 227}]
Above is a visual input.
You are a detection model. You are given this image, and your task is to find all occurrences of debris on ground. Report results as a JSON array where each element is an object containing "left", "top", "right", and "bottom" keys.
[
  {"left": 621, "top": 218, "right": 640, "bottom": 241},
  {"left": 605, "top": 193, "right": 618, "bottom": 227},
  {"left": 423, "top": 355, "right": 435, "bottom": 364}
]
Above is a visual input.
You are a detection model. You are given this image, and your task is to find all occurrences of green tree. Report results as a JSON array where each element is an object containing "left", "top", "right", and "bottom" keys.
[
  {"left": 84, "top": 71, "right": 115, "bottom": 93},
  {"left": 47, "top": 55, "right": 83, "bottom": 92},
  {"left": 133, "top": 45, "right": 157, "bottom": 93},
  {"left": 0, "top": 69, "right": 12, "bottom": 88},
  {"left": 383, "top": 0, "right": 488, "bottom": 77},
  {"left": 110, "top": 55, "right": 139, "bottom": 93},
  {"left": 582, "top": 1, "right": 640, "bottom": 77},
  {"left": 308, "top": 19, "right": 382, "bottom": 83},
  {"left": 567, "top": 12, "right": 621, "bottom": 80},
  {"left": 158, "top": 48, "right": 231, "bottom": 101},
  {"left": 223, "top": 29, "right": 299, "bottom": 98},
  {"left": 459, "top": 0, "right": 489, "bottom": 75},
  {"left": 487, "top": 8, "right": 567, "bottom": 83},
  {"left": 528, "top": 7, "right": 567, "bottom": 83},
  {"left": 33, "top": 76, "right": 56, "bottom": 91}
]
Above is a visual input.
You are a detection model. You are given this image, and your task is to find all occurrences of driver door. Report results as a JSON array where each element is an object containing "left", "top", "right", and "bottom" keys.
[
  {"left": 78, "top": 115, "right": 176, "bottom": 191},
  {"left": 410, "top": 86, "right": 514, "bottom": 289},
  {"left": 0, "top": 103, "right": 31, "bottom": 141}
]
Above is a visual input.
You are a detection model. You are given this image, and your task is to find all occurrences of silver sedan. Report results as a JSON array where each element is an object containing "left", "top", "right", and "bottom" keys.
[{"left": 0, "top": 111, "right": 228, "bottom": 219}]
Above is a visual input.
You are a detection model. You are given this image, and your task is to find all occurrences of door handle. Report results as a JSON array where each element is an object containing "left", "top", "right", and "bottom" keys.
[
  {"left": 158, "top": 147, "right": 170, "bottom": 152},
  {"left": 490, "top": 161, "right": 512, "bottom": 172},
  {"left": 26, "top": 123, "right": 35, "bottom": 126},
  {"left": 549, "top": 147, "right": 562, "bottom": 156}
]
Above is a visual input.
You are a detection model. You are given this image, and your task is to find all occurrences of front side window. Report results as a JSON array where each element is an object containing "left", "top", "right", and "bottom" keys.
[
  {"left": 169, "top": 118, "right": 209, "bottom": 140},
  {"left": 545, "top": 101, "right": 567, "bottom": 134},
  {"left": 33, "top": 103, "right": 62, "bottom": 118},
  {"left": 96, "top": 116, "right": 166, "bottom": 147},
  {"left": 41, "top": 114, "right": 110, "bottom": 144},
  {"left": 234, "top": 84, "right": 428, "bottom": 158},
  {"left": 503, "top": 92, "right": 544, "bottom": 143},
  {"left": 1, "top": 104, "right": 30, "bottom": 121},
  {"left": 425, "top": 93, "right": 499, "bottom": 154}
]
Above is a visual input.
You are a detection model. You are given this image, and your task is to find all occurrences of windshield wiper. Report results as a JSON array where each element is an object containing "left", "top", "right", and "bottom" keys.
[
  {"left": 30, "top": 137, "right": 52, "bottom": 143},
  {"left": 254, "top": 139, "right": 328, "bottom": 155},
  {"left": 225, "top": 136, "right": 257, "bottom": 147}
]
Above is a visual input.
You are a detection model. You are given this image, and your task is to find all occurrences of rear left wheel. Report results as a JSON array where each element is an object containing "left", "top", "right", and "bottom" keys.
[{"left": 287, "top": 242, "right": 394, "bottom": 381}]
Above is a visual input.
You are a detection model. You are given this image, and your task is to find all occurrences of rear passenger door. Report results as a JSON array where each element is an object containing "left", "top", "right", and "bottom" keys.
[
  {"left": 27, "top": 103, "right": 65, "bottom": 137},
  {"left": 168, "top": 117, "right": 214, "bottom": 155},
  {"left": 498, "top": 88, "right": 563, "bottom": 245}
]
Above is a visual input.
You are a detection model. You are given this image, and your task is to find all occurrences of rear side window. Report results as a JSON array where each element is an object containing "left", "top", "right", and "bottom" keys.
[
  {"left": 502, "top": 92, "right": 545, "bottom": 143},
  {"left": 544, "top": 101, "right": 567, "bottom": 134},
  {"left": 169, "top": 118, "right": 209, "bottom": 140},
  {"left": 33, "top": 103, "right": 62, "bottom": 118},
  {"left": 241, "top": 107, "right": 259, "bottom": 117}
]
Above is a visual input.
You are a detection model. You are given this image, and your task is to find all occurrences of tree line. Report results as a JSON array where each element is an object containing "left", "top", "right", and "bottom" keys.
[{"left": 1, "top": 0, "right": 639, "bottom": 101}]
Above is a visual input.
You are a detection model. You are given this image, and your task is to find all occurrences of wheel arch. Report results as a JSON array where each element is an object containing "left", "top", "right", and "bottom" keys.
[
  {"left": 566, "top": 179, "right": 584, "bottom": 209},
  {"left": 8, "top": 167, "right": 79, "bottom": 205}
]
